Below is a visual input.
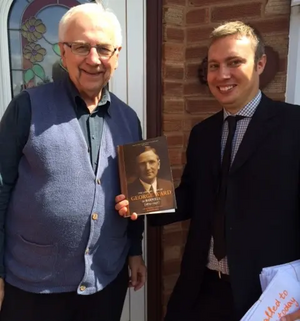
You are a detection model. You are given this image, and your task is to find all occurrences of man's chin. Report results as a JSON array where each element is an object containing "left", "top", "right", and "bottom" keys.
[{"left": 79, "top": 84, "right": 105, "bottom": 95}]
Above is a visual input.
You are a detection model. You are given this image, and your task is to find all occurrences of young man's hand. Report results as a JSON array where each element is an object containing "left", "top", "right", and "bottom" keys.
[{"left": 115, "top": 194, "right": 138, "bottom": 220}]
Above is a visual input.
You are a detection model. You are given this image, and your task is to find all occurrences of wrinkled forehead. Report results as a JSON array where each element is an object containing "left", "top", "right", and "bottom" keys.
[
  {"left": 64, "top": 12, "right": 115, "bottom": 44},
  {"left": 136, "top": 151, "right": 159, "bottom": 163}
]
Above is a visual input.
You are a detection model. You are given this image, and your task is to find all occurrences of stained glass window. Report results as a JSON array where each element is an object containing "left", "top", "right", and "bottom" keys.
[{"left": 8, "top": 0, "right": 92, "bottom": 96}]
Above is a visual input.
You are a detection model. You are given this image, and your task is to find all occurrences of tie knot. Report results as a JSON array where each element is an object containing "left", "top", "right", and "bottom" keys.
[
  {"left": 226, "top": 115, "right": 245, "bottom": 132},
  {"left": 226, "top": 115, "right": 245, "bottom": 123}
]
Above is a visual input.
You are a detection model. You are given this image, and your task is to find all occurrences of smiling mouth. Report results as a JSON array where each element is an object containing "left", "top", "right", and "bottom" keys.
[
  {"left": 82, "top": 70, "right": 103, "bottom": 76},
  {"left": 217, "top": 85, "right": 237, "bottom": 93}
]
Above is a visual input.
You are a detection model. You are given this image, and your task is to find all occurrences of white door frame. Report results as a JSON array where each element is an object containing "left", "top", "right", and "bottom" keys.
[
  {"left": 108, "top": 0, "right": 147, "bottom": 320},
  {"left": 0, "top": 0, "right": 14, "bottom": 116},
  {"left": 286, "top": 1, "right": 300, "bottom": 105}
]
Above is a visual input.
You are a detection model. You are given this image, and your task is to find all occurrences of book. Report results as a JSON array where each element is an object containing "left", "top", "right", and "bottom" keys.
[{"left": 117, "top": 136, "right": 177, "bottom": 217}]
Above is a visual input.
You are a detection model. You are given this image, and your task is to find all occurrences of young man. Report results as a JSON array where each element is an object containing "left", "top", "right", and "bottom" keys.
[
  {"left": 116, "top": 21, "right": 300, "bottom": 321},
  {"left": 0, "top": 3, "right": 145, "bottom": 321}
]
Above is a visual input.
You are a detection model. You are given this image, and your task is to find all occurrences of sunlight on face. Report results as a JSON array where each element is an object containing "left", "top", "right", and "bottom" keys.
[
  {"left": 207, "top": 34, "right": 266, "bottom": 114},
  {"left": 59, "top": 12, "right": 121, "bottom": 99}
]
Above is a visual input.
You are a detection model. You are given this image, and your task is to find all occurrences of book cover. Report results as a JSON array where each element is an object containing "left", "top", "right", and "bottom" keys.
[{"left": 117, "top": 136, "right": 177, "bottom": 217}]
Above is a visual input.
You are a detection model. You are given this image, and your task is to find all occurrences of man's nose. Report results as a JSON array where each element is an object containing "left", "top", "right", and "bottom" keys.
[
  {"left": 86, "top": 48, "right": 101, "bottom": 65},
  {"left": 145, "top": 163, "right": 151, "bottom": 170},
  {"left": 217, "top": 65, "right": 231, "bottom": 80}
]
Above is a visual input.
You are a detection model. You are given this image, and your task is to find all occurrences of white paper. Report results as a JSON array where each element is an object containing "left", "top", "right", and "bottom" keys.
[{"left": 241, "top": 260, "right": 300, "bottom": 321}]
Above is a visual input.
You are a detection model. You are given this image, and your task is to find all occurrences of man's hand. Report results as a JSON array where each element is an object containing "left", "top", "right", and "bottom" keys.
[
  {"left": 280, "top": 309, "right": 300, "bottom": 321},
  {"left": 115, "top": 194, "right": 138, "bottom": 220},
  {"left": 128, "top": 255, "right": 146, "bottom": 291},
  {"left": 0, "top": 278, "right": 4, "bottom": 310}
]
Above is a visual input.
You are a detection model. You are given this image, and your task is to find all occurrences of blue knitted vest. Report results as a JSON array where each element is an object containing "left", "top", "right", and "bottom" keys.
[{"left": 5, "top": 79, "right": 141, "bottom": 294}]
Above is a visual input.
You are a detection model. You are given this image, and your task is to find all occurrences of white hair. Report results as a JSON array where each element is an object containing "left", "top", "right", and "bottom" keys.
[{"left": 58, "top": 2, "right": 122, "bottom": 47}]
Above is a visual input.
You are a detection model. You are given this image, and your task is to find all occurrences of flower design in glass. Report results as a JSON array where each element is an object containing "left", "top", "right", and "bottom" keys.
[
  {"left": 23, "top": 43, "right": 47, "bottom": 63},
  {"left": 21, "top": 18, "right": 46, "bottom": 42}
]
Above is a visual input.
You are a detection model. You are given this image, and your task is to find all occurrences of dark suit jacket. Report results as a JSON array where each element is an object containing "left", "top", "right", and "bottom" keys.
[
  {"left": 149, "top": 94, "right": 300, "bottom": 320},
  {"left": 128, "top": 178, "right": 174, "bottom": 214}
]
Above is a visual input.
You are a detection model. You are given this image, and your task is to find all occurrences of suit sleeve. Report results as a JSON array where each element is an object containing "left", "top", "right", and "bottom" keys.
[
  {"left": 148, "top": 126, "right": 197, "bottom": 226},
  {"left": 127, "top": 117, "right": 144, "bottom": 256},
  {"left": 0, "top": 91, "right": 31, "bottom": 277}
]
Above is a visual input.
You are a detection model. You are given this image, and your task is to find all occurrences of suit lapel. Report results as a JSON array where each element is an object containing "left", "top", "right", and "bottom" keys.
[
  {"left": 208, "top": 111, "right": 224, "bottom": 184},
  {"left": 230, "top": 94, "right": 282, "bottom": 174}
]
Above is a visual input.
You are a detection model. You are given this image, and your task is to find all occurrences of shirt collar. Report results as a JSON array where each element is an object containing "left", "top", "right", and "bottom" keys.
[
  {"left": 64, "top": 74, "right": 111, "bottom": 116},
  {"left": 223, "top": 90, "right": 262, "bottom": 120},
  {"left": 139, "top": 178, "right": 157, "bottom": 194}
]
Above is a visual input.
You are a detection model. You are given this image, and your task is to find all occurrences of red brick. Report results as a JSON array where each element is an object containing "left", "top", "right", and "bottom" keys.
[
  {"left": 185, "top": 45, "right": 208, "bottom": 61},
  {"left": 163, "top": 222, "right": 183, "bottom": 233},
  {"left": 264, "top": 0, "right": 290, "bottom": 16},
  {"left": 181, "top": 220, "right": 191, "bottom": 231},
  {"left": 183, "top": 116, "right": 210, "bottom": 130},
  {"left": 164, "top": 0, "right": 187, "bottom": 6},
  {"left": 186, "top": 8, "right": 209, "bottom": 25},
  {"left": 171, "top": 167, "right": 183, "bottom": 180},
  {"left": 184, "top": 82, "right": 211, "bottom": 96},
  {"left": 165, "top": 27, "right": 185, "bottom": 42},
  {"left": 164, "top": 64, "right": 184, "bottom": 80},
  {"left": 188, "top": 0, "right": 251, "bottom": 6},
  {"left": 163, "top": 245, "right": 182, "bottom": 261},
  {"left": 163, "top": 43, "right": 185, "bottom": 61},
  {"left": 186, "top": 98, "right": 221, "bottom": 114},
  {"left": 186, "top": 26, "right": 213, "bottom": 43},
  {"left": 183, "top": 131, "right": 190, "bottom": 146},
  {"left": 279, "top": 57, "right": 287, "bottom": 73},
  {"left": 163, "top": 6, "right": 185, "bottom": 26},
  {"left": 211, "top": 3, "right": 262, "bottom": 22},
  {"left": 168, "top": 149, "right": 183, "bottom": 165},
  {"left": 250, "top": 18, "right": 290, "bottom": 34},
  {"left": 163, "top": 81, "right": 183, "bottom": 97},
  {"left": 267, "top": 93, "right": 285, "bottom": 101},
  {"left": 186, "top": 62, "right": 201, "bottom": 79},
  {"left": 163, "top": 230, "right": 186, "bottom": 246},
  {"left": 166, "top": 134, "right": 184, "bottom": 147},
  {"left": 163, "top": 119, "right": 183, "bottom": 132},
  {"left": 163, "top": 260, "right": 181, "bottom": 276},
  {"left": 181, "top": 151, "right": 187, "bottom": 164},
  {"left": 163, "top": 274, "right": 179, "bottom": 292},
  {"left": 163, "top": 99, "right": 185, "bottom": 113}
]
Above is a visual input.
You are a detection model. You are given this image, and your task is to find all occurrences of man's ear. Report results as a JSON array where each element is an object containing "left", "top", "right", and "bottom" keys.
[
  {"left": 114, "top": 46, "right": 122, "bottom": 70},
  {"left": 59, "top": 42, "right": 67, "bottom": 68},
  {"left": 157, "top": 159, "right": 161, "bottom": 170},
  {"left": 257, "top": 54, "right": 267, "bottom": 75}
]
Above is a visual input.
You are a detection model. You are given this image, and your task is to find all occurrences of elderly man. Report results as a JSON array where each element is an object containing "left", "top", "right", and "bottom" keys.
[
  {"left": 116, "top": 21, "right": 300, "bottom": 321},
  {"left": 0, "top": 3, "right": 145, "bottom": 321}
]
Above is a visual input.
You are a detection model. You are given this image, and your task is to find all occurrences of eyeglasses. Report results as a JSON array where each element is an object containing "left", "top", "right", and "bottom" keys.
[{"left": 63, "top": 42, "right": 117, "bottom": 59}]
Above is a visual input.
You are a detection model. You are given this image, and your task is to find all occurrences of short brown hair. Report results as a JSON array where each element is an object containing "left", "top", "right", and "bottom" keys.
[
  {"left": 209, "top": 21, "right": 265, "bottom": 63},
  {"left": 135, "top": 146, "right": 159, "bottom": 160}
]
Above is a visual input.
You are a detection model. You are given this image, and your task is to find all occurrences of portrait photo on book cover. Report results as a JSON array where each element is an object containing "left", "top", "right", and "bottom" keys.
[{"left": 123, "top": 141, "right": 175, "bottom": 214}]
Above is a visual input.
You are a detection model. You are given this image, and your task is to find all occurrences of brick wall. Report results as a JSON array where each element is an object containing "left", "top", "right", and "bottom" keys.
[{"left": 161, "top": 0, "right": 291, "bottom": 316}]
